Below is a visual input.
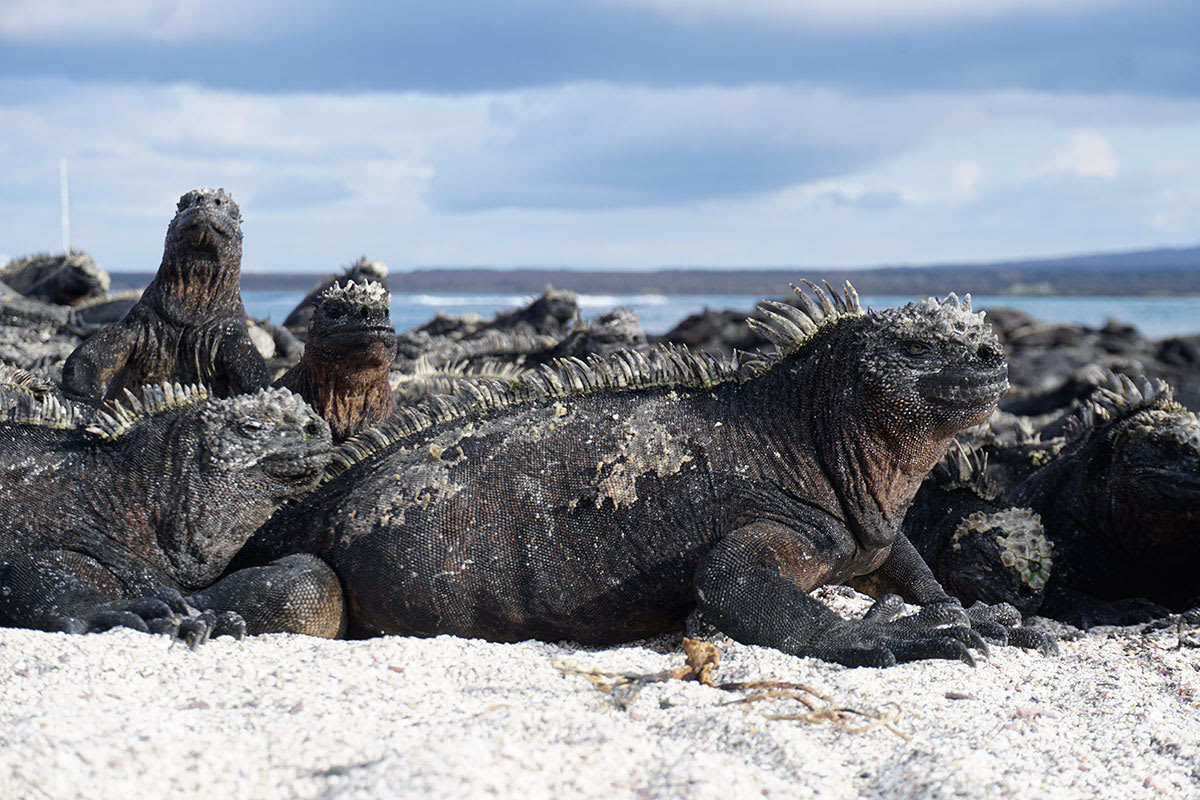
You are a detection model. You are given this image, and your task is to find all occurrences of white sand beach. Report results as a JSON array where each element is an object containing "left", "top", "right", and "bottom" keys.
[{"left": 2, "top": 589, "right": 1198, "bottom": 800}]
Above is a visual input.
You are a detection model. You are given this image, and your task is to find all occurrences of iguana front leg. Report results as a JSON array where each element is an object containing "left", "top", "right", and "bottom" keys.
[
  {"left": 693, "top": 521, "right": 984, "bottom": 667},
  {"left": 852, "top": 533, "right": 1058, "bottom": 656},
  {"left": 0, "top": 550, "right": 243, "bottom": 647},
  {"left": 186, "top": 554, "right": 345, "bottom": 638},
  {"left": 61, "top": 323, "right": 137, "bottom": 403}
]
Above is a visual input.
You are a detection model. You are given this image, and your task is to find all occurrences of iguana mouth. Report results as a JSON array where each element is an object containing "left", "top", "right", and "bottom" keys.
[
  {"left": 325, "top": 326, "right": 397, "bottom": 341},
  {"left": 923, "top": 365, "right": 1009, "bottom": 407},
  {"left": 263, "top": 444, "right": 333, "bottom": 482}
]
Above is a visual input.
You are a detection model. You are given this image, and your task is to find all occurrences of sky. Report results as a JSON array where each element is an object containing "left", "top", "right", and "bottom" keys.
[{"left": 1, "top": 0, "right": 1198, "bottom": 273}]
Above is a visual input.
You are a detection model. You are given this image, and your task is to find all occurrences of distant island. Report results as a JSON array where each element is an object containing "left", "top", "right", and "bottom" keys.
[{"left": 108, "top": 244, "right": 1200, "bottom": 296}]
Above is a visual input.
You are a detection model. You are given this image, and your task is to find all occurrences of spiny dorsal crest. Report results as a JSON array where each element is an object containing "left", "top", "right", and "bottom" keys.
[
  {"left": 318, "top": 279, "right": 389, "bottom": 309},
  {"left": 748, "top": 280, "right": 863, "bottom": 356},
  {"left": 934, "top": 440, "right": 999, "bottom": 500},
  {"left": 86, "top": 382, "right": 212, "bottom": 440},
  {"left": 0, "top": 368, "right": 81, "bottom": 430},
  {"left": 389, "top": 358, "right": 528, "bottom": 399},
  {"left": 327, "top": 345, "right": 750, "bottom": 482},
  {"left": 0, "top": 364, "right": 54, "bottom": 395},
  {"left": 1061, "top": 371, "right": 1184, "bottom": 442}
]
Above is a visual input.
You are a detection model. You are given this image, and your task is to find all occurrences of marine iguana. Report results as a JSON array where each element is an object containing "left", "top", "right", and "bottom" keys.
[
  {"left": 1007, "top": 373, "right": 1200, "bottom": 627},
  {"left": 274, "top": 280, "right": 398, "bottom": 442},
  {"left": 225, "top": 281, "right": 1050, "bottom": 665},
  {"left": 0, "top": 383, "right": 332, "bottom": 643},
  {"left": 901, "top": 444, "right": 1052, "bottom": 617},
  {"left": 61, "top": 188, "right": 271, "bottom": 403},
  {"left": 0, "top": 251, "right": 110, "bottom": 307},
  {"left": 283, "top": 256, "right": 390, "bottom": 338}
]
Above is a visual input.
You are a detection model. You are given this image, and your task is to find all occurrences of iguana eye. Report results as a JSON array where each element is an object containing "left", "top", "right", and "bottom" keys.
[
  {"left": 902, "top": 341, "right": 933, "bottom": 357},
  {"left": 238, "top": 419, "right": 268, "bottom": 437}
]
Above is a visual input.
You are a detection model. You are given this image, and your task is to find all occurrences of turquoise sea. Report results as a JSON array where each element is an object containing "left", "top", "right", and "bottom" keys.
[{"left": 242, "top": 291, "right": 1200, "bottom": 340}]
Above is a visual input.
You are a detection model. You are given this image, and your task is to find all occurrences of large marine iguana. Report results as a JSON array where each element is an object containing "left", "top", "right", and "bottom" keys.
[
  {"left": 0, "top": 381, "right": 333, "bottom": 643},
  {"left": 1006, "top": 373, "right": 1200, "bottom": 626},
  {"left": 61, "top": 188, "right": 271, "bottom": 403},
  {"left": 274, "top": 280, "right": 398, "bottom": 443},
  {"left": 222, "top": 281, "right": 1050, "bottom": 665}
]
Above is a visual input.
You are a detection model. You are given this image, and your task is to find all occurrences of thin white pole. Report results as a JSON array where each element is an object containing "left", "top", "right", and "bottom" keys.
[{"left": 59, "top": 158, "right": 70, "bottom": 254}]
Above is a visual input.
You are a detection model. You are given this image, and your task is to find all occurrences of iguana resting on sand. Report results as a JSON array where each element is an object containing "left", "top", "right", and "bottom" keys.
[
  {"left": 274, "top": 280, "right": 398, "bottom": 442},
  {"left": 219, "top": 282, "right": 1050, "bottom": 665},
  {"left": 0, "top": 380, "right": 333, "bottom": 643},
  {"left": 61, "top": 188, "right": 271, "bottom": 403},
  {"left": 1007, "top": 374, "right": 1200, "bottom": 627}
]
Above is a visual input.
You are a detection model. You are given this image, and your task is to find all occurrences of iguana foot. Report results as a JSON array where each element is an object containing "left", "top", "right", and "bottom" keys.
[
  {"left": 965, "top": 601, "right": 1058, "bottom": 656},
  {"left": 80, "top": 588, "right": 247, "bottom": 649},
  {"left": 814, "top": 594, "right": 987, "bottom": 668}
]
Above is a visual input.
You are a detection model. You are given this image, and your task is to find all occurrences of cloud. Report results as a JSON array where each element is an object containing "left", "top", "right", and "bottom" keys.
[
  {"left": 0, "top": 1, "right": 1196, "bottom": 99},
  {"left": 0, "top": 77, "right": 1198, "bottom": 272},
  {"left": 1047, "top": 128, "right": 1119, "bottom": 179},
  {"left": 428, "top": 84, "right": 935, "bottom": 210},
  {"left": 951, "top": 161, "right": 982, "bottom": 199},
  {"left": 592, "top": 0, "right": 1127, "bottom": 30},
  {"left": 0, "top": 0, "right": 330, "bottom": 42}
]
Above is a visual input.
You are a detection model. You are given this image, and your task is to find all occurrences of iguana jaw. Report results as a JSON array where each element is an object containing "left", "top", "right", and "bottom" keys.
[
  {"left": 260, "top": 442, "right": 334, "bottom": 485},
  {"left": 921, "top": 363, "right": 1009, "bottom": 409}
]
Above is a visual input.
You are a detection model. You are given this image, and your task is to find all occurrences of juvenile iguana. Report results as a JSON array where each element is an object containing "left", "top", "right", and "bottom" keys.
[
  {"left": 61, "top": 188, "right": 271, "bottom": 403},
  {"left": 0, "top": 381, "right": 332, "bottom": 643},
  {"left": 274, "top": 280, "right": 397, "bottom": 442},
  {"left": 222, "top": 282, "right": 1049, "bottom": 665}
]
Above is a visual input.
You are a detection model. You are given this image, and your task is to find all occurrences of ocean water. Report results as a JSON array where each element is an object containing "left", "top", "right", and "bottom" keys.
[{"left": 242, "top": 291, "right": 1200, "bottom": 340}]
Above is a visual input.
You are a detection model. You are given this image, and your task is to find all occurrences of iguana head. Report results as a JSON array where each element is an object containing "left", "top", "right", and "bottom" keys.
[
  {"left": 165, "top": 187, "right": 243, "bottom": 260},
  {"left": 1065, "top": 375, "right": 1200, "bottom": 555},
  {"left": 306, "top": 279, "right": 398, "bottom": 370},
  {"left": 151, "top": 188, "right": 245, "bottom": 317},
  {"left": 82, "top": 384, "right": 332, "bottom": 589},
  {"left": 860, "top": 293, "right": 1008, "bottom": 440},
  {"left": 199, "top": 387, "right": 332, "bottom": 497}
]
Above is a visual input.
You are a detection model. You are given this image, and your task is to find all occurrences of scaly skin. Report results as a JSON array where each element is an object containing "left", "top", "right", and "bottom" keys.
[
  {"left": 897, "top": 445, "right": 1055, "bottom": 653},
  {"left": 0, "top": 385, "right": 332, "bottom": 643},
  {"left": 1008, "top": 373, "right": 1200, "bottom": 627},
  {"left": 61, "top": 188, "right": 271, "bottom": 403},
  {"left": 221, "top": 282, "right": 1050, "bottom": 665},
  {"left": 274, "top": 280, "right": 397, "bottom": 443}
]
